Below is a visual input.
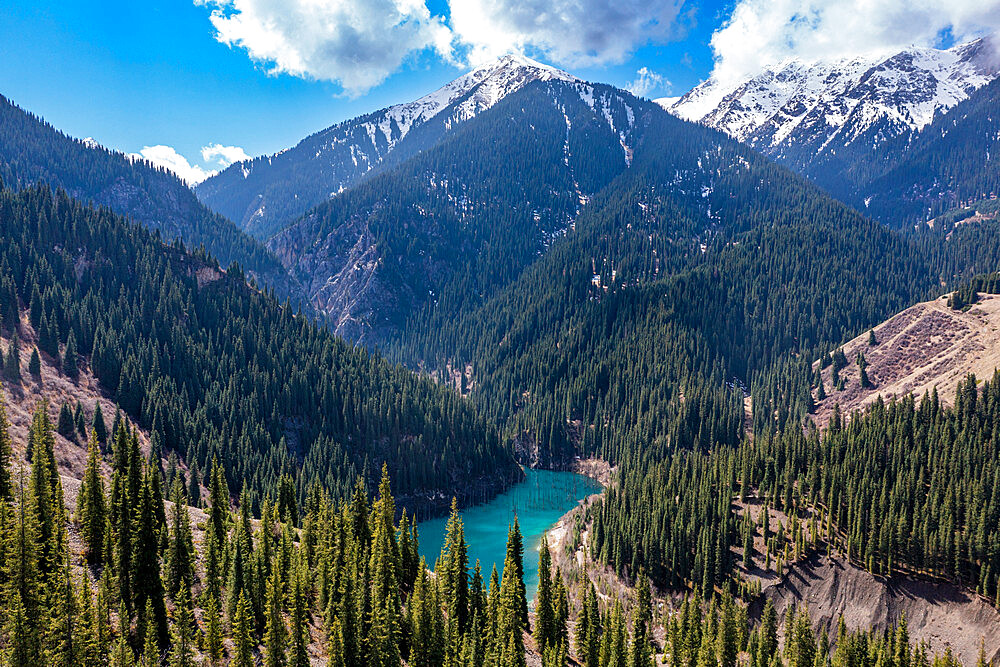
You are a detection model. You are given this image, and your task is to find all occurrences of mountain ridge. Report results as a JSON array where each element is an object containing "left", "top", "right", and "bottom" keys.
[
  {"left": 195, "top": 55, "right": 582, "bottom": 239},
  {"left": 658, "top": 37, "right": 999, "bottom": 183}
]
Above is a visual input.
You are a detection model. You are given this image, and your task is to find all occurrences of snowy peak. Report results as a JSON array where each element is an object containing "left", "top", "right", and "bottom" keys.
[
  {"left": 659, "top": 37, "right": 999, "bottom": 155},
  {"left": 196, "top": 54, "right": 585, "bottom": 238},
  {"left": 359, "top": 54, "right": 579, "bottom": 152}
]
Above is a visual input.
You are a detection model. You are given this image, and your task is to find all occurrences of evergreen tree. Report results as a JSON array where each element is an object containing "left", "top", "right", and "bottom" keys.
[
  {"left": 204, "top": 594, "right": 224, "bottom": 667},
  {"left": 263, "top": 558, "right": 288, "bottom": 667},
  {"left": 535, "top": 535, "right": 555, "bottom": 652},
  {"left": 92, "top": 401, "right": 108, "bottom": 447},
  {"left": 0, "top": 395, "right": 11, "bottom": 502},
  {"left": 167, "top": 584, "right": 196, "bottom": 667},
  {"left": 164, "top": 477, "right": 195, "bottom": 598},
  {"left": 76, "top": 429, "right": 107, "bottom": 563},
  {"left": 289, "top": 558, "right": 310, "bottom": 667},
  {"left": 57, "top": 402, "right": 76, "bottom": 440},
  {"left": 232, "top": 591, "right": 255, "bottom": 667},
  {"left": 133, "top": 469, "right": 167, "bottom": 652},
  {"left": 4, "top": 333, "right": 21, "bottom": 383},
  {"left": 61, "top": 331, "right": 78, "bottom": 380},
  {"left": 28, "top": 347, "right": 41, "bottom": 378}
]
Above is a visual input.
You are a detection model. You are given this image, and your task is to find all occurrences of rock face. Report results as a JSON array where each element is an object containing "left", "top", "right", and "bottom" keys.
[
  {"left": 754, "top": 553, "right": 1000, "bottom": 664},
  {"left": 195, "top": 55, "right": 578, "bottom": 240},
  {"left": 661, "top": 38, "right": 999, "bottom": 174}
]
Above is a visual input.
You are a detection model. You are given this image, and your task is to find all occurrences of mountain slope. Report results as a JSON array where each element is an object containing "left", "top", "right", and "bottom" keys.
[
  {"left": 810, "top": 293, "right": 1000, "bottom": 428},
  {"left": 0, "top": 182, "right": 519, "bottom": 510},
  {"left": 267, "top": 76, "right": 644, "bottom": 341},
  {"left": 0, "top": 94, "right": 302, "bottom": 300},
  {"left": 659, "top": 37, "right": 999, "bottom": 225},
  {"left": 196, "top": 55, "right": 578, "bottom": 240},
  {"left": 840, "top": 77, "right": 1000, "bottom": 224}
]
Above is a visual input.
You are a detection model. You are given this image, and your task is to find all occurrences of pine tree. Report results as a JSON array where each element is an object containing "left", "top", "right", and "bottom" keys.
[
  {"left": 4, "top": 333, "right": 21, "bottom": 382},
  {"left": 28, "top": 347, "right": 41, "bottom": 378},
  {"left": 289, "top": 558, "right": 310, "bottom": 667},
  {"left": 263, "top": 558, "right": 287, "bottom": 667},
  {"left": 535, "top": 535, "right": 555, "bottom": 652},
  {"left": 232, "top": 591, "right": 255, "bottom": 667},
  {"left": 62, "top": 331, "right": 78, "bottom": 380},
  {"left": 164, "top": 477, "right": 194, "bottom": 598},
  {"left": 76, "top": 429, "right": 107, "bottom": 563},
  {"left": 167, "top": 584, "right": 196, "bottom": 667},
  {"left": 0, "top": 395, "right": 12, "bottom": 502}
]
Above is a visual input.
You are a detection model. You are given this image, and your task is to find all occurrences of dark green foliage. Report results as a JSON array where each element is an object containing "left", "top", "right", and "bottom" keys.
[
  {"left": 76, "top": 430, "right": 106, "bottom": 563},
  {"left": 0, "top": 183, "right": 516, "bottom": 506},
  {"left": 4, "top": 333, "right": 21, "bottom": 382},
  {"left": 28, "top": 347, "right": 40, "bottom": 378},
  {"left": 61, "top": 331, "right": 78, "bottom": 380},
  {"left": 0, "top": 94, "right": 301, "bottom": 301},
  {"left": 56, "top": 403, "right": 75, "bottom": 440}
]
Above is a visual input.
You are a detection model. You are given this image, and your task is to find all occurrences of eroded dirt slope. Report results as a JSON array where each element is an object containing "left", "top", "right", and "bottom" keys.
[
  {"left": 757, "top": 553, "right": 1000, "bottom": 663},
  {"left": 812, "top": 294, "right": 1000, "bottom": 427}
]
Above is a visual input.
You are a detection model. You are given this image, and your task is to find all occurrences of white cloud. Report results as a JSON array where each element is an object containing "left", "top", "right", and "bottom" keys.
[
  {"left": 201, "top": 143, "right": 251, "bottom": 167},
  {"left": 194, "top": 0, "right": 691, "bottom": 89},
  {"left": 449, "top": 0, "right": 687, "bottom": 67},
  {"left": 626, "top": 67, "right": 671, "bottom": 98},
  {"left": 196, "top": 0, "right": 453, "bottom": 94},
  {"left": 131, "top": 145, "right": 216, "bottom": 185},
  {"left": 709, "top": 0, "right": 1000, "bottom": 87}
]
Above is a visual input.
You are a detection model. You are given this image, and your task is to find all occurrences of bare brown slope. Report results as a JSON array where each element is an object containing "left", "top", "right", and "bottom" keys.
[
  {"left": 811, "top": 293, "right": 1000, "bottom": 428},
  {"left": 757, "top": 554, "right": 1000, "bottom": 664}
]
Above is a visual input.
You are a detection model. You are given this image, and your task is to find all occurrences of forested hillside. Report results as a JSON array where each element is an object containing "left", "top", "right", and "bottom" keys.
[
  {"left": 0, "top": 181, "right": 518, "bottom": 510},
  {"left": 0, "top": 393, "right": 980, "bottom": 666},
  {"left": 375, "top": 79, "right": 1000, "bottom": 620},
  {"left": 0, "top": 95, "right": 302, "bottom": 301}
]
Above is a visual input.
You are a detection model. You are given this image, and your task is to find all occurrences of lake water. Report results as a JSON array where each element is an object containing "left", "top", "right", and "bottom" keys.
[{"left": 416, "top": 468, "right": 603, "bottom": 602}]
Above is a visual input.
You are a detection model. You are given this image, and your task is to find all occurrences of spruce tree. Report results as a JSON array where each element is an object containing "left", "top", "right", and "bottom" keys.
[
  {"left": 91, "top": 402, "right": 108, "bottom": 446},
  {"left": 535, "top": 535, "right": 555, "bottom": 652},
  {"left": 28, "top": 347, "right": 41, "bottom": 378},
  {"left": 232, "top": 591, "right": 255, "bottom": 667},
  {"left": 263, "top": 558, "right": 287, "bottom": 667},
  {"left": 164, "top": 478, "right": 195, "bottom": 598},
  {"left": 367, "top": 465, "right": 401, "bottom": 667},
  {"left": 4, "top": 333, "right": 21, "bottom": 382},
  {"left": 204, "top": 594, "right": 224, "bottom": 666},
  {"left": 497, "top": 521, "right": 527, "bottom": 667},
  {"left": 57, "top": 402, "right": 76, "bottom": 439},
  {"left": 167, "top": 584, "right": 196, "bottom": 667},
  {"left": 61, "top": 331, "right": 78, "bottom": 380},
  {"left": 0, "top": 395, "right": 12, "bottom": 502},
  {"left": 288, "top": 558, "right": 310, "bottom": 667},
  {"left": 76, "top": 430, "right": 107, "bottom": 563},
  {"left": 133, "top": 470, "right": 167, "bottom": 652}
]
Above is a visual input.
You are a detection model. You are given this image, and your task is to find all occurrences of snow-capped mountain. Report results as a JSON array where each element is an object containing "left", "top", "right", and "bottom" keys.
[
  {"left": 195, "top": 55, "right": 581, "bottom": 239},
  {"left": 658, "top": 38, "right": 999, "bottom": 169}
]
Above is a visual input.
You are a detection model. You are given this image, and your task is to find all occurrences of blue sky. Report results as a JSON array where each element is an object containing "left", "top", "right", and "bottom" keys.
[{"left": 1, "top": 0, "right": 995, "bottom": 183}]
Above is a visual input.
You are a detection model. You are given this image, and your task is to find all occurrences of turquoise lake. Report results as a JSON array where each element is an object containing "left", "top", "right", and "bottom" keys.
[{"left": 416, "top": 468, "right": 603, "bottom": 602}]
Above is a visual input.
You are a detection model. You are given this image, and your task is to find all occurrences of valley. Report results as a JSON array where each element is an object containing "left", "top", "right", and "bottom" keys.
[{"left": 1, "top": 16, "right": 1000, "bottom": 666}]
